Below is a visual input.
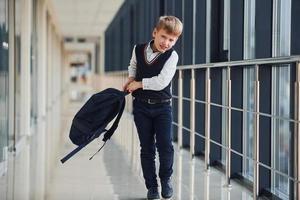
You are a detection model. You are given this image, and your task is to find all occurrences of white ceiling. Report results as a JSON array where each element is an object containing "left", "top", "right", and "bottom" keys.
[{"left": 51, "top": 0, "right": 124, "bottom": 38}]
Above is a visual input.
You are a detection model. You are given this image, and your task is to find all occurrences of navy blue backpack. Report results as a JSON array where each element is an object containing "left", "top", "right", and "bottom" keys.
[{"left": 61, "top": 88, "right": 128, "bottom": 163}]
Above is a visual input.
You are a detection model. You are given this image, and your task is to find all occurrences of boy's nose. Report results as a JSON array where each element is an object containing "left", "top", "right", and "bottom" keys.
[{"left": 162, "top": 40, "right": 169, "bottom": 47}]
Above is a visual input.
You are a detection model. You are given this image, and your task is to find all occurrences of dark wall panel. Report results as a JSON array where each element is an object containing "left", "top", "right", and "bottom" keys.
[
  {"left": 164, "top": 0, "right": 175, "bottom": 15},
  {"left": 183, "top": 0, "right": 193, "bottom": 65},
  {"left": 210, "top": 105, "right": 222, "bottom": 164},
  {"left": 135, "top": 1, "right": 142, "bottom": 43},
  {"left": 231, "top": 68, "right": 243, "bottom": 109},
  {"left": 174, "top": 0, "right": 183, "bottom": 65},
  {"left": 210, "top": 0, "right": 221, "bottom": 62},
  {"left": 104, "top": 31, "right": 109, "bottom": 70},
  {"left": 195, "top": 0, "right": 206, "bottom": 64},
  {"left": 210, "top": 68, "right": 222, "bottom": 105},
  {"left": 172, "top": 71, "right": 179, "bottom": 96},
  {"left": 195, "top": 69, "right": 206, "bottom": 101},
  {"left": 291, "top": 0, "right": 300, "bottom": 55},
  {"left": 124, "top": 11, "right": 133, "bottom": 69},
  {"left": 195, "top": 69, "right": 206, "bottom": 154},
  {"left": 255, "top": 0, "right": 272, "bottom": 58},
  {"left": 210, "top": 68, "right": 222, "bottom": 163},
  {"left": 230, "top": 68, "right": 243, "bottom": 175},
  {"left": 130, "top": 5, "right": 135, "bottom": 45},
  {"left": 258, "top": 65, "right": 272, "bottom": 193},
  {"left": 230, "top": 0, "right": 244, "bottom": 61},
  {"left": 172, "top": 72, "right": 179, "bottom": 141},
  {"left": 144, "top": 1, "right": 150, "bottom": 40},
  {"left": 182, "top": 70, "right": 191, "bottom": 147},
  {"left": 172, "top": 99, "right": 178, "bottom": 141},
  {"left": 289, "top": 65, "right": 296, "bottom": 199},
  {"left": 182, "top": 100, "right": 190, "bottom": 147},
  {"left": 183, "top": 70, "right": 191, "bottom": 98},
  {"left": 195, "top": 102, "right": 205, "bottom": 154}
]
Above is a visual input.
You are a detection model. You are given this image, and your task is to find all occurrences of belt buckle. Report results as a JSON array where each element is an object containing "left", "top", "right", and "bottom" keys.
[{"left": 147, "top": 99, "right": 156, "bottom": 104}]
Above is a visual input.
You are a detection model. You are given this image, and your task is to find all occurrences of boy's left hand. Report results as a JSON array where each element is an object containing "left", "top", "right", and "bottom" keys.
[
  {"left": 123, "top": 77, "right": 135, "bottom": 92},
  {"left": 127, "top": 81, "right": 142, "bottom": 93}
]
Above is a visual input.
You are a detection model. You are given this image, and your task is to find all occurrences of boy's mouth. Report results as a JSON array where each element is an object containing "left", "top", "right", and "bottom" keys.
[{"left": 160, "top": 45, "right": 168, "bottom": 51}]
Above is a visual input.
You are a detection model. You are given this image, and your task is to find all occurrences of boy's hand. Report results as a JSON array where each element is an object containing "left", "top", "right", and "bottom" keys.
[
  {"left": 123, "top": 77, "right": 135, "bottom": 92},
  {"left": 127, "top": 81, "right": 142, "bottom": 93}
]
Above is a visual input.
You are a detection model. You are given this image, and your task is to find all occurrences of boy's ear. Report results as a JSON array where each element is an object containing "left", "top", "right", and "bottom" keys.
[{"left": 152, "top": 28, "right": 157, "bottom": 38}]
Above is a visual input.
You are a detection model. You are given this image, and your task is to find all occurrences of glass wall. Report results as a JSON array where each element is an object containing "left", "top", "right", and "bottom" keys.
[
  {"left": 101, "top": 0, "right": 300, "bottom": 198},
  {"left": 271, "top": 0, "right": 292, "bottom": 199},
  {"left": 221, "top": 0, "right": 230, "bottom": 165},
  {"left": 242, "top": 0, "right": 255, "bottom": 181},
  {"left": 31, "top": 0, "right": 38, "bottom": 125},
  {"left": 15, "top": 0, "right": 21, "bottom": 140},
  {"left": 0, "top": 0, "right": 9, "bottom": 199},
  {"left": 243, "top": 67, "right": 255, "bottom": 181},
  {"left": 272, "top": 66, "right": 291, "bottom": 199}
]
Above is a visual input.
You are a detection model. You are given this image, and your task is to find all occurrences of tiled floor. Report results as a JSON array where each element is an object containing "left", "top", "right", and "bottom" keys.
[{"left": 46, "top": 87, "right": 254, "bottom": 200}]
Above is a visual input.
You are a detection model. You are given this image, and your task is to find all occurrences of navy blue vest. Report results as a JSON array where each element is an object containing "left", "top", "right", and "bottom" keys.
[{"left": 132, "top": 43, "right": 174, "bottom": 100}]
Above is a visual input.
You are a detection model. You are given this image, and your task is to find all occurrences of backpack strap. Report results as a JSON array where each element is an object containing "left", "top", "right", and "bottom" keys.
[
  {"left": 60, "top": 137, "right": 92, "bottom": 163},
  {"left": 102, "top": 98, "right": 125, "bottom": 142},
  {"left": 88, "top": 98, "right": 126, "bottom": 160}
]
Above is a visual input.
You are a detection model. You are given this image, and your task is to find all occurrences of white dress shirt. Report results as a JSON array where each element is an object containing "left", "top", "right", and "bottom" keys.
[{"left": 128, "top": 41, "right": 179, "bottom": 91}]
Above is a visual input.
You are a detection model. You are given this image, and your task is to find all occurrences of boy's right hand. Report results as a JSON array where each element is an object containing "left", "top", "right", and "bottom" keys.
[{"left": 123, "top": 77, "right": 135, "bottom": 92}]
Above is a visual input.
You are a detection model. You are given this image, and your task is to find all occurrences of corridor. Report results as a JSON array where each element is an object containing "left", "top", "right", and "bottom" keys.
[
  {"left": 45, "top": 84, "right": 253, "bottom": 200},
  {"left": 1, "top": 0, "right": 300, "bottom": 199}
]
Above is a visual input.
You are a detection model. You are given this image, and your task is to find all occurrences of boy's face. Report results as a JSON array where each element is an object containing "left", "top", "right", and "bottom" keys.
[{"left": 152, "top": 28, "right": 178, "bottom": 53}]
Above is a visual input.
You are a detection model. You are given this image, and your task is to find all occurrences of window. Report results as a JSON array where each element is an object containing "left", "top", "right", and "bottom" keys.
[
  {"left": 272, "top": 65, "right": 291, "bottom": 199},
  {"left": 0, "top": 0, "right": 9, "bottom": 199},
  {"left": 30, "top": 0, "right": 38, "bottom": 126},
  {"left": 271, "top": 0, "right": 292, "bottom": 199},
  {"left": 0, "top": 0, "right": 9, "bottom": 167},
  {"left": 14, "top": 0, "right": 21, "bottom": 140},
  {"left": 242, "top": 67, "right": 255, "bottom": 181},
  {"left": 242, "top": 0, "right": 256, "bottom": 181},
  {"left": 221, "top": 0, "right": 230, "bottom": 165}
]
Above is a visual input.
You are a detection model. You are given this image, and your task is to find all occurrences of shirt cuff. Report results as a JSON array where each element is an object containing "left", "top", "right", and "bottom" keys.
[
  {"left": 142, "top": 79, "right": 150, "bottom": 90},
  {"left": 128, "top": 70, "right": 136, "bottom": 78}
]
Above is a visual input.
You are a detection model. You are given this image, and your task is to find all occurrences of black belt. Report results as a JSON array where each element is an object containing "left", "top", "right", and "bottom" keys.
[{"left": 135, "top": 98, "right": 171, "bottom": 104}]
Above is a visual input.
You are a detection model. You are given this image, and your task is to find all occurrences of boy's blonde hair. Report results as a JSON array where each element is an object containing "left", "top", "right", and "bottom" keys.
[{"left": 155, "top": 16, "right": 183, "bottom": 37}]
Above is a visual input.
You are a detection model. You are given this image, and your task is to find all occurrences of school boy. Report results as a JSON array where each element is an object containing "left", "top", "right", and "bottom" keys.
[{"left": 123, "top": 16, "right": 183, "bottom": 200}]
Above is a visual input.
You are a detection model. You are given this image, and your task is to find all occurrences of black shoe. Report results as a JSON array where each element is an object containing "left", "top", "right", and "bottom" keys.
[
  {"left": 147, "top": 187, "right": 160, "bottom": 200},
  {"left": 161, "top": 179, "right": 173, "bottom": 199}
]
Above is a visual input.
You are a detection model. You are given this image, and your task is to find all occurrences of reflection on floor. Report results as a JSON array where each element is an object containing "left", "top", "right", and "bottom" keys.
[{"left": 47, "top": 86, "right": 254, "bottom": 200}]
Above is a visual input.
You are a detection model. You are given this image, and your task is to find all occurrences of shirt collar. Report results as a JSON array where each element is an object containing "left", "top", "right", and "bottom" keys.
[{"left": 146, "top": 40, "right": 159, "bottom": 54}]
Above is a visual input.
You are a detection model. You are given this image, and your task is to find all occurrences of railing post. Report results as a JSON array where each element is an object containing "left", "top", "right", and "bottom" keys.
[
  {"left": 189, "top": 159, "right": 195, "bottom": 200},
  {"left": 204, "top": 168, "right": 210, "bottom": 199},
  {"left": 176, "top": 150, "right": 183, "bottom": 198},
  {"left": 205, "top": 68, "right": 211, "bottom": 170},
  {"left": 294, "top": 61, "right": 300, "bottom": 200},
  {"left": 225, "top": 66, "right": 232, "bottom": 187},
  {"left": 253, "top": 64, "right": 260, "bottom": 199},
  {"left": 190, "top": 69, "right": 195, "bottom": 159},
  {"left": 178, "top": 70, "right": 183, "bottom": 150}
]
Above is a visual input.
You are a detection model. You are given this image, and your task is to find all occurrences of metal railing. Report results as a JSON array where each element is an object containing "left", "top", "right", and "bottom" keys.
[{"left": 174, "top": 56, "right": 300, "bottom": 200}]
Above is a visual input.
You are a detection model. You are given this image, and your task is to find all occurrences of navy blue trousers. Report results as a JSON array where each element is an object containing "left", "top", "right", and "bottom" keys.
[{"left": 133, "top": 99, "right": 174, "bottom": 189}]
